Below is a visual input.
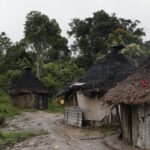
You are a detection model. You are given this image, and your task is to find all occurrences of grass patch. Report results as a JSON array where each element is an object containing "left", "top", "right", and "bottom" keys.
[
  {"left": 81, "top": 129, "right": 93, "bottom": 137},
  {"left": 0, "top": 130, "right": 48, "bottom": 149},
  {"left": 100, "top": 123, "right": 119, "bottom": 131},
  {"left": 0, "top": 91, "right": 20, "bottom": 125},
  {"left": 46, "top": 100, "right": 64, "bottom": 114},
  {"left": 0, "top": 90, "right": 64, "bottom": 125}
]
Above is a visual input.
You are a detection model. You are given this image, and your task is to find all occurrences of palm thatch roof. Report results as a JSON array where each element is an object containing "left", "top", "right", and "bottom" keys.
[
  {"left": 103, "top": 57, "right": 150, "bottom": 104},
  {"left": 9, "top": 67, "right": 48, "bottom": 95},
  {"left": 63, "top": 45, "right": 136, "bottom": 97}
]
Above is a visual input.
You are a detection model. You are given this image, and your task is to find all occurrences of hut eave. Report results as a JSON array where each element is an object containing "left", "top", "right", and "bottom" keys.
[{"left": 103, "top": 58, "right": 150, "bottom": 105}]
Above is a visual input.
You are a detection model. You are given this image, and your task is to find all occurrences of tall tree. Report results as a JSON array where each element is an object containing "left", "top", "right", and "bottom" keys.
[
  {"left": 121, "top": 44, "right": 145, "bottom": 66},
  {"left": 5, "top": 39, "right": 34, "bottom": 70},
  {"left": 142, "top": 40, "right": 150, "bottom": 58},
  {"left": 0, "top": 32, "right": 12, "bottom": 55},
  {"left": 24, "top": 11, "right": 69, "bottom": 78},
  {"left": 0, "top": 32, "right": 12, "bottom": 73},
  {"left": 68, "top": 10, "right": 145, "bottom": 69}
]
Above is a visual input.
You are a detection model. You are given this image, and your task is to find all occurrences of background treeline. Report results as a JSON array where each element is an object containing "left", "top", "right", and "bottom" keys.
[{"left": 0, "top": 10, "right": 150, "bottom": 97}]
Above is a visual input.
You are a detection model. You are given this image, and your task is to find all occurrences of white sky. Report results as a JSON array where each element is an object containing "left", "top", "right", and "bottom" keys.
[{"left": 0, "top": 0, "right": 150, "bottom": 43}]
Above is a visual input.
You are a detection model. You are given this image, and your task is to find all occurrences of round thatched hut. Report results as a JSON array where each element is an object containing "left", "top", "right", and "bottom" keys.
[
  {"left": 77, "top": 45, "right": 136, "bottom": 96},
  {"left": 9, "top": 67, "right": 48, "bottom": 109},
  {"left": 103, "top": 57, "right": 150, "bottom": 149},
  {"left": 59, "top": 45, "right": 136, "bottom": 126}
]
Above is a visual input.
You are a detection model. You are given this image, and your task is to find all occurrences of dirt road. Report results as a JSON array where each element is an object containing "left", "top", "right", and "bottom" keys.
[{"left": 3, "top": 111, "right": 113, "bottom": 150}]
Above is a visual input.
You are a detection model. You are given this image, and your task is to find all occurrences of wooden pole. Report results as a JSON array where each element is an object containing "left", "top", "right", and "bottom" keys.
[{"left": 116, "top": 105, "right": 123, "bottom": 139}]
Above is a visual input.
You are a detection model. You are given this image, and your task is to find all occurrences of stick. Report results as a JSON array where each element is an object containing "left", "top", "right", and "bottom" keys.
[{"left": 80, "top": 137, "right": 101, "bottom": 140}]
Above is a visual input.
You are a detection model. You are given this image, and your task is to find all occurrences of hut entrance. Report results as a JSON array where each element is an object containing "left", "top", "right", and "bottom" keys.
[
  {"left": 39, "top": 99, "right": 44, "bottom": 109},
  {"left": 120, "top": 104, "right": 132, "bottom": 143},
  {"left": 36, "top": 96, "right": 46, "bottom": 110},
  {"left": 120, "top": 104, "right": 150, "bottom": 149}
]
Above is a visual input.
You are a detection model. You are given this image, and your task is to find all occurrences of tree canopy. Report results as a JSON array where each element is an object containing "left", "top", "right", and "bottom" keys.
[
  {"left": 68, "top": 10, "right": 145, "bottom": 69},
  {"left": 0, "top": 10, "right": 149, "bottom": 97},
  {"left": 24, "top": 11, "right": 70, "bottom": 78}
]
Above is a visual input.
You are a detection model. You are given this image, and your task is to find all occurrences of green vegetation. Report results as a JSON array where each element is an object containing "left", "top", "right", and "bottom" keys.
[
  {"left": 100, "top": 123, "right": 120, "bottom": 131},
  {"left": 0, "top": 89, "right": 64, "bottom": 125},
  {"left": 42, "top": 60, "right": 84, "bottom": 96},
  {"left": 0, "top": 90, "right": 48, "bottom": 148},
  {"left": 68, "top": 10, "right": 147, "bottom": 69},
  {"left": 46, "top": 100, "right": 64, "bottom": 114},
  {"left": 24, "top": 11, "right": 70, "bottom": 78},
  {"left": 0, "top": 10, "right": 150, "bottom": 98},
  {"left": 0, "top": 130, "right": 48, "bottom": 149},
  {"left": 0, "top": 9, "right": 149, "bottom": 148},
  {"left": 0, "top": 91, "right": 20, "bottom": 125},
  {"left": 81, "top": 129, "right": 94, "bottom": 137}
]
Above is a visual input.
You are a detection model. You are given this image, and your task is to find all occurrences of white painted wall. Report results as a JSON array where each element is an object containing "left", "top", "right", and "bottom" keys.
[{"left": 76, "top": 91, "right": 115, "bottom": 121}]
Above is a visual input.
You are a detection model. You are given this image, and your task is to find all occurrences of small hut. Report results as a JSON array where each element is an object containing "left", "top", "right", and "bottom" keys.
[
  {"left": 9, "top": 67, "right": 48, "bottom": 109},
  {"left": 59, "top": 45, "right": 136, "bottom": 126},
  {"left": 103, "top": 57, "right": 150, "bottom": 149}
]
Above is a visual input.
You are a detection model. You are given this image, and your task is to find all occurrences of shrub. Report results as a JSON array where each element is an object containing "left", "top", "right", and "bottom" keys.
[
  {"left": 0, "top": 130, "right": 48, "bottom": 149},
  {"left": 0, "top": 115, "right": 5, "bottom": 125},
  {"left": 0, "top": 91, "right": 20, "bottom": 119}
]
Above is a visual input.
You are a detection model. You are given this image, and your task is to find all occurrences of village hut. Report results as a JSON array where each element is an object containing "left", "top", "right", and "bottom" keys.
[
  {"left": 9, "top": 67, "right": 48, "bottom": 109},
  {"left": 103, "top": 57, "right": 150, "bottom": 149},
  {"left": 59, "top": 45, "right": 136, "bottom": 127}
]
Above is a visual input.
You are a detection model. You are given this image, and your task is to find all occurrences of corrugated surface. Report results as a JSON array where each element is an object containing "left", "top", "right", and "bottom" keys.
[{"left": 64, "top": 106, "right": 82, "bottom": 127}]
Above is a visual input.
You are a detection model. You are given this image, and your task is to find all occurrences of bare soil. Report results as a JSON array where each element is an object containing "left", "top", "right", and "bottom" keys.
[{"left": 3, "top": 111, "right": 139, "bottom": 150}]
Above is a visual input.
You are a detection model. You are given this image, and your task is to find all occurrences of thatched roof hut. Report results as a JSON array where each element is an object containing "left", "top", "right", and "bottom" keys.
[
  {"left": 102, "top": 58, "right": 150, "bottom": 149},
  {"left": 66, "top": 45, "right": 136, "bottom": 97},
  {"left": 9, "top": 67, "right": 48, "bottom": 95},
  {"left": 9, "top": 67, "right": 48, "bottom": 109},
  {"left": 60, "top": 45, "right": 137, "bottom": 127},
  {"left": 103, "top": 57, "right": 150, "bottom": 104}
]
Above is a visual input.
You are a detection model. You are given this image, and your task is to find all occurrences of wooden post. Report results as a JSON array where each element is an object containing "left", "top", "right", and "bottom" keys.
[{"left": 116, "top": 105, "right": 123, "bottom": 139}]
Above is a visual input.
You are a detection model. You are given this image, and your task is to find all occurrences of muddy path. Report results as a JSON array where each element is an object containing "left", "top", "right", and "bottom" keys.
[{"left": 3, "top": 111, "right": 113, "bottom": 150}]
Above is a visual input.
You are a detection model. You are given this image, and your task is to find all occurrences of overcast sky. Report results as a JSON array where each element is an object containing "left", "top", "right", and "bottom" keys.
[{"left": 0, "top": 0, "right": 150, "bottom": 43}]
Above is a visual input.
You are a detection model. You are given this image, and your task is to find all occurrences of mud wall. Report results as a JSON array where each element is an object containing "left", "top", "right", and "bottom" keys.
[
  {"left": 11, "top": 93, "right": 48, "bottom": 109},
  {"left": 11, "top": 94, "right": 35, "bottom": 108},
  {"left": 76, "top": 91, "right": 116, "bottom": 122}
]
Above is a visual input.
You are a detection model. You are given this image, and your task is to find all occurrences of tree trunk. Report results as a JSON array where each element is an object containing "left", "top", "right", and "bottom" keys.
[{"left": 36, "top": 53, "right": 40, "bottom": 79}]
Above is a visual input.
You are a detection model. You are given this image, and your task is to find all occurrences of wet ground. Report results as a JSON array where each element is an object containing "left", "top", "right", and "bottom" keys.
[{"left": 3, "top": 111, "right": 140, "bottom": 150}]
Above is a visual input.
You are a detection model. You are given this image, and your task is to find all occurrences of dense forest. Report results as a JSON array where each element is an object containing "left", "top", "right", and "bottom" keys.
[{"left": 0, "top": 10, "right": 150, "bottom": 97}]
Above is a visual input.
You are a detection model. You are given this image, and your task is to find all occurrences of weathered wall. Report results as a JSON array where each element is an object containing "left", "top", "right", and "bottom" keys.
[
  {"left": 12, "top": 94, "right": 35, "bottom": 108},
  {"left": 65, "top": 93, "right": 77, "bottom": 106},
  {"left": 144, "top": 104, "right": 150, "bottom": 149},
  {"left": 11, "top": 93, "right": 48, "bottom": 109},
  {"left": 120, "top": 104, "right": 150, "bottom": 149},
  {"left": 76, "top": 91, "right": 115, "bottom": 122},
  {"left": 136, "top": 104, "right": 150, "bottom": 149},
  {"left": 131, "top": 105, "right": 138, "bottom": 146}
]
